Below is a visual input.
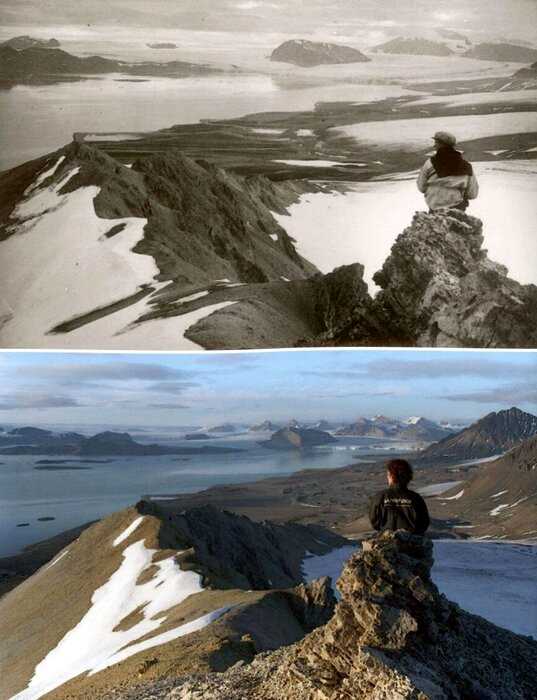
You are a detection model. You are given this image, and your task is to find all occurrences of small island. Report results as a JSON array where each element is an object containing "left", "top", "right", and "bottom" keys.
[{"left": 147, "top": 42, "right": 177, "bottom": 49}]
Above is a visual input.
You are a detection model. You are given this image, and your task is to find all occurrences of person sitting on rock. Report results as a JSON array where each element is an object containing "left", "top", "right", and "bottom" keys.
[
  {"left": 369, "top": 459, "right": 430, "bottom": 535},
  {"left": 417, "top": 131, "right": 479, "bottom": 213}
]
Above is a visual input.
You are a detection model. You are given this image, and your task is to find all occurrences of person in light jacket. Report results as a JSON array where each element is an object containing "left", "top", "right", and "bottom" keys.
[{"left": 417, "top": 131, "right": 479, "bottom": 212}]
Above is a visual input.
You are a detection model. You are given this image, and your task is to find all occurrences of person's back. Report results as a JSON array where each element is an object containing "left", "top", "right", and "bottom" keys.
[
  {"left": 369, "top": 459, "right": 430, "bottom": 535},
  {"left": 417, "top": 131, "right": 478, "bottom": 213}
]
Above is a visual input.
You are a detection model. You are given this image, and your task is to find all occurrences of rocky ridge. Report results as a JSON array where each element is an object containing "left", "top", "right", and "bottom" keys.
[
  {"left": 0, "top": 503, "right": 348, "bottom": 699},
  {"left": 121, "top": 531, "right": 537, "bottom": 699}
]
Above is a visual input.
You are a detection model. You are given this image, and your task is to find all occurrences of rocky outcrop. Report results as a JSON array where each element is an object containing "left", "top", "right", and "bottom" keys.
[
  {"left": 270, "top": 40, "right": 370, "bottom": 67},
  {"left": 314, "top": 210, "right": 537, "bottom": 348},
  {"left": 144, "top": 531, "right": 537, "bottom": 699}
]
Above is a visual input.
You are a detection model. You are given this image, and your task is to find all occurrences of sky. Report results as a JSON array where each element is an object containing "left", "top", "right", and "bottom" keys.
[
  {"left": 1, "top": 349, "right": 536, "bottom": 429},
  {"left": 1, "top": 0, "right": 536, "bottom": 45}
]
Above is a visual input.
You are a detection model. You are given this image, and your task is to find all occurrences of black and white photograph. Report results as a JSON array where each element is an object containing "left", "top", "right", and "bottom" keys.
[
  {"left": 1, "top": 0, "right": 537, "bottom": 350},
  {"left": 0, "top": 2, "right": 536, "bottom": 699}
]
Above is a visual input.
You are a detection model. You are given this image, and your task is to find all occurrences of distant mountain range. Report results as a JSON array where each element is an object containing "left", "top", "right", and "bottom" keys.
[
  {"left": 147, "top": 42, "right": 177, "bottom": 49},
  {"left": 335, "top": 415, "right": 453, "bottom": 442},
  {"left": 371, "top": 36, "right": 537, "bottom": 63},
  {"left": 270, "top": 39, "right": 370, "bottom": 67},
  {"left": 0, "top": 44, "right": 221, "bottom": 83},
  {"left": 0, "top": 427, "right": 240, "bottom": 456},
  {"left": 419, "top": 407, "right": 537, "bottom": 462},
  {"left": 1, "top": 35, "right": 60, "bottom": 50}
]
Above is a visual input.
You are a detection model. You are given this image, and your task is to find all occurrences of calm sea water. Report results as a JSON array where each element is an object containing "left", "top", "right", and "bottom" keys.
[
  {"left": 0, "top": 74, "right": 410, "bottom": 172},
  {"left": 0, "top": 432, "right": 408, "bottom": 556}
]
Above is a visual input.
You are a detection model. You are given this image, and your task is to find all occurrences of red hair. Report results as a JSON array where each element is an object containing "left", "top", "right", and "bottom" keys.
[{"left": 386, "top": 459, "right": 413, "bottom": 487}]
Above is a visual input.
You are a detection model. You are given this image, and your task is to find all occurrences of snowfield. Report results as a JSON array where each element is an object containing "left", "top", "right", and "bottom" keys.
[
  {"left": 303, "top": 541, "right": 537, "bottom": 638},
  {"left": 331, "top": 112, "right": 537, "bottom": 151},
  {"left": 12, "top": 531, "right": 229, "bottom": 700},
  {"left": 274, "top": 160, "right": 537, "bottom": 291},
  {"left": 0, "top": 169, "right": 159, "bottom": 347},
  {"left": 0, "top": 169, "right": 239, "bottom": 350}
]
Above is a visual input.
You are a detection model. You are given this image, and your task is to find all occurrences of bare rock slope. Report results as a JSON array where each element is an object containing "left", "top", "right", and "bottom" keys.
[{"left": 132, "top": 531, "right": 537, "bottom": 699}]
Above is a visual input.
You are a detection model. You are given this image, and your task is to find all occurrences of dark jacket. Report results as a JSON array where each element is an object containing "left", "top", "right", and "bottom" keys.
[{"left": 369, "top": 486, "right": 430, "bottom": 535}]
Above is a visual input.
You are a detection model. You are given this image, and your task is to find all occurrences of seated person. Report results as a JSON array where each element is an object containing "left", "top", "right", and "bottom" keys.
[{"left": 369, "top": 458, "right": 430, "bottom": 535}]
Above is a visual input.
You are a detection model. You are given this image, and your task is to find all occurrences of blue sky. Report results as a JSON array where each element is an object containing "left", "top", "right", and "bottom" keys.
[{"left": 1, "top": 349, "right": 536, "bottom": 429}]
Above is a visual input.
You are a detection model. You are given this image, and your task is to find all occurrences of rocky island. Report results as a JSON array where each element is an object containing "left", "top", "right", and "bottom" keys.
[{"left": 270, "top": 39, "right": 370, "bottom": 67}]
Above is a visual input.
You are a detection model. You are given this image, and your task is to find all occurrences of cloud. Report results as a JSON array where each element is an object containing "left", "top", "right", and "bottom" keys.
[
  {"left": 440, "top": 382, "right": 537, "bottom": 405},
  {"left": 360, "top": 357, "right": 537, "bottom": 381},
  {"left": 0, "top": 393, "right": 80, "bottom": 410},
  {"left": 23, "top": 361, "right": 198, "bottom": 385},
  {"left": 147, "top": 402, "right": 191, "bottom": 409},
  {"left": 147, "top": 381, "right": 198, "bottom": 394}
]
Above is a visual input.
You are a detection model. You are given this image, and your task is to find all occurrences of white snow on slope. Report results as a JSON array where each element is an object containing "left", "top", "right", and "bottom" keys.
[
  {"left": 491, "top": 490, "right": 509, "bottom": 499},
  {"left": 442, "top": 490, "right": 464, "bottom": 501},
  {"left": 25, "top": 156, "right": 66, "bottom": 195},
  {"left": 274, "top": 159, "right": 537, "bottom": 291},
  {"left": 418, "top": 481, "right": 463, "bottom": 497},
  {"left": 12, "top": 539, "right": 227, "bottom": 700},
  {"left": 274, "top": 159, "right": 367, "bottom": 168},
  {"left": 302, "top": 541, "right": 537, "bottom": 638},
  {"left": 302, "top": 545, "right": 358, "bottom": 599},
  {"left": 0, "top": 170, "right": 159, "bottom": 347},
  {"left": 332, "top": 112, "right": 537, "bottom": 151},
  {"left": 43, "top": 549, "right": 69, "bottom": 571},
  {"left": 490, "top": 503, "right": 510, "bottom": 516},
  {"left": 113, "top": 516, "right": 144, "bottom": 546}
]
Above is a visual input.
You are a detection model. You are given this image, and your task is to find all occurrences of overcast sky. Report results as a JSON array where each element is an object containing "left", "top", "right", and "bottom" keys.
[
  {"left": 2, "top": 0, "right": 536, "bottom": 44},
  {"left": 1, "top": 349, "right": 536, "bottom": 429}
]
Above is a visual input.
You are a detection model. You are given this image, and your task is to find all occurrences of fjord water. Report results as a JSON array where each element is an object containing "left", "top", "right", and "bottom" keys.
[
  {"left": 0, "top": 432, "right": 402, "bottom": 557},
  {"left": 0, "top": 75, "right": 411, "bottom": 172}
]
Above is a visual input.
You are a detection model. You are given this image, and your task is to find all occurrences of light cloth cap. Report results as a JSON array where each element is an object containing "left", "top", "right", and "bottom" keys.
[{"left": 433, "top": 131, "right": 457, "bottom": 147}]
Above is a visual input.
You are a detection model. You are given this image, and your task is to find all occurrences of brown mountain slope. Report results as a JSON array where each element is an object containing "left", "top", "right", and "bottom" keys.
[{"left": 419, "top": 407, "right": 537, "bottom": 462}]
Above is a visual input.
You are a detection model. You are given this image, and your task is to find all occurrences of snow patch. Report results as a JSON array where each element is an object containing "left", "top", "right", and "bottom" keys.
[
  {"left": 25, "top": 156, "right": 66, "bottom": 195},
  {"left": 43, "top": 549, "right": 69, "bottom": 571},
  {"left": 302, "top": 545, "right": 358, "bottom": 598},
  {"left": 1, "top": 171, "right": 159, "bottom": 347},
  {"left": 14, "top": 539, "right": 227, "bottom": 700},
  {"left": 113, "top": 516, "right": 144, "bottom": 547},
  {"left": 441, "top": 489, "right": 464, "bottom": 501},
  {"left": 274, "top": 159, "right": 367, "bottom": 168},
  {"left": 491, "top": 490, "right": 509, "bottom": 499},
  {"left": 418, "top": 481, "right": 463, "bottom": 497},
  {"left": 175, "top": 291, "right": 209, "bottom": 304},
  {"left": 490, "top": 503, "right": 509, "bottom": 516}
]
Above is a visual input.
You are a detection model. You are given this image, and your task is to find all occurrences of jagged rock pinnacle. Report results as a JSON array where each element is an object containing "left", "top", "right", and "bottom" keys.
[{"left": 137, "top": 531, "right": 537, "bottom": 699}]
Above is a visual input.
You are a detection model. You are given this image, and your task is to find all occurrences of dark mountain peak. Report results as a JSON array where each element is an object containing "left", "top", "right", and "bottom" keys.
[
  {"left": 420, "top": 406, "right": 537, "bottom": 462},
  {"left": 262, "top": 427, "right": 336, "bottom": 450}
]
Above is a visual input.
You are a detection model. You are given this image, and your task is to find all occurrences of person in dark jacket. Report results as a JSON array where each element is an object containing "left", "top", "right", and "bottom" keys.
[
  {"left": 417, "top": 131, "right": 478, "bottom": 212},
  {"left": 369, "top": 459, "right": 430, "bottom": 535}
]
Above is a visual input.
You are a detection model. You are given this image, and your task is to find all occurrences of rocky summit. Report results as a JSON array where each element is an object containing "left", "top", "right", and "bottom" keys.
[{"left": 131, "top": 531, "right": 537, "bottom": 700}]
